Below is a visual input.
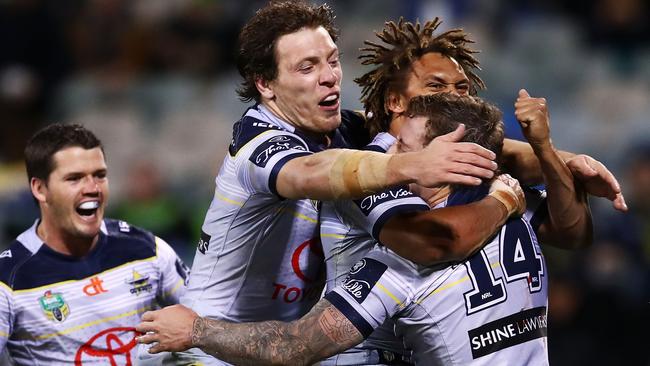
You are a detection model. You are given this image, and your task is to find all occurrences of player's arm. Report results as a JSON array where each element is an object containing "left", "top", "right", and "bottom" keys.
[
  {"left": 0, "top": 285, "right": 13, "bottom": 354},
  {"left": 277, "top": 124, "right": 497, "bottom": 200},
  {"left": 515, "top": 89, "right": 593, "bottom": 249},
  {"left": 379, "top": 175, "right": 525, "bottom": 265},
  {"left": 153, "top": 236, "right": 189, "bottom": 306},
  {"left": 136, "top": 300, "right": 362, "bottom": 366},
  {"left": 501, "top": 131, "right": 626, "bottom": 212}
]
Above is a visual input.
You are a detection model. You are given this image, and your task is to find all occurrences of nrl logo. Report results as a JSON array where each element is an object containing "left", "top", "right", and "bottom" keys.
[
  {"left": 39, "top": 290, "right": 70, "bottom": 322},
  {"left": 125, "top": 270, "right": 153, "bottom": 296},
  {"left": 0, "top": 250, "right": 11, "bottom": 259}
]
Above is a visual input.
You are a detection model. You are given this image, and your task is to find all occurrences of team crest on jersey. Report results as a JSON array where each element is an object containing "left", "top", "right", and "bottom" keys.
[
  {"left": 341, "top": 258, "right": 387, "bottom": 304},
  {"left": 250, "top": 135, "right": 307, "bottom": 168},
  {"left": 39, "top": 290, "right": 70, "bottom": 322},
  {"left": 125, "top": 270, "right": 153, "bottom": 295},
  {"left": 0, "top": 249, "right": 11, "bottom": 259}
]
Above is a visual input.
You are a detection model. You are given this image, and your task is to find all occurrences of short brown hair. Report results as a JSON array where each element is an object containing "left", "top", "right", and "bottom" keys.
[
  {"left": 356, "top": 17, "right": 485, "bottom": 137},
  {"left": 407, "top": 93, "right": 503, "bottom": 161},
  {"left": 236, "top": 1, "right": 339, "bottom": 103},
  {"left": 25, "top": 123, "right": 103, "bottom": 183}
]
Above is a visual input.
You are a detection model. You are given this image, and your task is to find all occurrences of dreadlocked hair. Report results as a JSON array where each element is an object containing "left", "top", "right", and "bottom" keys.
[{"left": 355, "top": 17, "right": 485, "bottom": 137}]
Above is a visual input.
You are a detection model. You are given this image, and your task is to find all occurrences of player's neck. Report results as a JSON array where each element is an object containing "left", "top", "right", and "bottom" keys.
[
  {"left": 36, "top": 219, "right": 97, "bottom": 257},
  {"left": 388, "top": 115, "right": 405, "bottom": 137}
]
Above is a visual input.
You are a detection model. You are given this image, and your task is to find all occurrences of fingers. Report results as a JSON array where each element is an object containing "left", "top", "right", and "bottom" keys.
[
  {"left": 136, "top": 332, "right": 157, "bottom": 345},
  {"left": 519, "top": 89, "right": 530, "bottom": 98},
  {"left": 436, "top": 123, "right": 466, "bottom": 142},
  {"left": 451, "top": 141, "right": 497, "bottom": 161},
  {"left": 613, "top": 193, "right": 628, "bottom": 212},
  {"left": 441, "top": 173, "right": 483, "bottom": 186},
  {"left": 140, "top": 311, "right": 156, "bottom": 322}
]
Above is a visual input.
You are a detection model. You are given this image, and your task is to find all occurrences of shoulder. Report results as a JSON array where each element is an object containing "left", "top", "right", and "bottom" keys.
[
  {"left": 229, "top": 113, "right": 287, "bottom": 156},
  {"left": 0, "top": 240, "right": 35, "bottom": 289},
  {"left": 338, "top": 109, "right": 371, "bottom": 149},
  {"left": 103, "top": 219, "right": 157, "bottom": 258}
]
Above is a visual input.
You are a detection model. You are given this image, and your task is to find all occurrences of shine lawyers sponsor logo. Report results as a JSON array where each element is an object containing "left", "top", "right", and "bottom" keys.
[{"left": 468, "top": 306, "right": 547, "bottom": 359}]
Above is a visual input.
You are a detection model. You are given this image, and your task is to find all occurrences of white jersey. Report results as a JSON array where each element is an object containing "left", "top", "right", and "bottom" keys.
[
  {"left": 325, "top": 187, "right": 550, "bottom": 365},
  {"left": 0, "top": 219, "right": 188, "bottom": 366},
  {"left": 175, "top": 105, "right": 368, "bottom": 364},
  {"left": 321, "top": 132, "right": 430, "bottom": 365}
]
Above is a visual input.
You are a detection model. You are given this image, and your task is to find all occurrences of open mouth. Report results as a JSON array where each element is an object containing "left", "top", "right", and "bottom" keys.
[
  {"left": 319, "top": 93, "right": 339, "bottom": 108},
  {"left": 76, "top": 201, "right": 100, "bottom": 217}
]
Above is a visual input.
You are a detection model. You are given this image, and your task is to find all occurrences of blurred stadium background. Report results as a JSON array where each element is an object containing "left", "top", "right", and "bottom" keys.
[{"left": 0, "top": 0, "right": 648, "bottom": 364}]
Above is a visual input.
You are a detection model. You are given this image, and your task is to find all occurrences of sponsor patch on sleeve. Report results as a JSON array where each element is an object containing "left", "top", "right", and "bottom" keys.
[
  {"left": 468, "top": 306, "right": 547, "bottom": 359},
  {"left": 340, "top": 258, "right": 388, "bottom": 304},
  {"left": 354, "top": 186, "right": 415, "bottom": 216},
  {"left": 249, "top": 135, "right": 308, "bottom": 168},
  {"left": 197, "top": 230, "right": 211, "bottom": 255}
]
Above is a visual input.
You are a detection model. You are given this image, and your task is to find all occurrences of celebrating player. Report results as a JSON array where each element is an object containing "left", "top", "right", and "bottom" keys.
[
  {"left": 0, "top": 124, "right": 189, "bottom": 365},
  {"left": 137, "top": 92, "right": 592, "bottom": 364}
]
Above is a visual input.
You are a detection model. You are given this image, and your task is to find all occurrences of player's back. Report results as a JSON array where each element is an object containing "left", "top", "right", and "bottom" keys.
[{"left": 382, "top": 187, "right": 548, "bottom": 365}]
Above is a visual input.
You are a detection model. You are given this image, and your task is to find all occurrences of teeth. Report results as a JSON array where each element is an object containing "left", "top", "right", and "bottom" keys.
[
  {"left": 78, "top": 201, "right": 99, "bottom": 210},
  {"left": 323, "top": 94, "right": 338, "bottom": 102}
]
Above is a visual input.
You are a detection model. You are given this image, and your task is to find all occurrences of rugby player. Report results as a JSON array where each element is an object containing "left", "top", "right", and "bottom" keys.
[
  {"left": 0, "top": 124, "right": 188, "bottom": 365},
  {"left": 169, "top": 3, "right": 501, "bottom": 364},
  {"left": 137, "top": 92, "right": 592, "bottom": 365}
]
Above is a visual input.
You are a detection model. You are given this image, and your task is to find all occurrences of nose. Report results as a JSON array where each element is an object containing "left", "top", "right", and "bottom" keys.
[
  {"left": 319, "top": 63, "right": 338, "bottom": 87},
  {"left": 82, "top": 176, "right": 100, "bottom": 194}
]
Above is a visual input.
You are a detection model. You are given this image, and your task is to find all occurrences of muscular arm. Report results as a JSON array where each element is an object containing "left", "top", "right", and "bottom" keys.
[
  {"left": 515, "top": 89, "right": 592, "bottom": 249},
  {"left": 137, "top": 301, "right": 362, "bottom": 366},
  {"left": 380, "top": 196, "right": 510, "bottom": 265},
  {"left": 277, "top": 124, "right": 497, "bottom": 200},
  {"left": 501, "top": 138, "right": 574, "bottom": 185}
]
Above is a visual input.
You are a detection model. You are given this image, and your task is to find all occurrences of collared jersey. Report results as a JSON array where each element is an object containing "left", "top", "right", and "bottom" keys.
[
  {"left": 320, "top": 132, "right": 430, "bottom": 364},
  {"left": 325, "top": 187, "right": 550, "bottom": 365},
  {"left": 0, "top": 219, "right": 188, "bottom": 365},
  {"left": 182, "top": 105, "right": 368, "bottom": 323}
]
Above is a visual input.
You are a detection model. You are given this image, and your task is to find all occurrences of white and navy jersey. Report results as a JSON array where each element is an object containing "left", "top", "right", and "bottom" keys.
[
  {"left": 326, "top": 187, "right": 550, "bottom": 365},
  {"left": 0, "top": 219, "right": 188, "bottom": 366},
  {"left": 321, "top": 132, "right": 430, "bottom": 364},
  {"left": 182, "top": 105, "right": 368, "bottom": 325}
]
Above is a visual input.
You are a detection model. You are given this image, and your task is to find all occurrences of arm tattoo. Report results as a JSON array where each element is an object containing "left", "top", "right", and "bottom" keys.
[
  {"left": 190, "top": 300, "right": 363, "bottom": 366},
  {"left": 319, "top": 305, "right": 361, "bottom": 344}
]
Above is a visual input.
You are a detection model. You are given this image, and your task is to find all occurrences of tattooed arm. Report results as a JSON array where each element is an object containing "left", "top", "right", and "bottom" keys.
[{"left": 136, "top": 301, "right": 363, "bottom": 366}]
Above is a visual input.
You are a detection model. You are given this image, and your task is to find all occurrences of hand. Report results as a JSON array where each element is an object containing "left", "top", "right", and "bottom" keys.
[
  {"left": 136, "top": 304, "right": 199, "bottom": 354},
  {"left": 489, "top": 174, "right": 526, "bottom": 216},
  {"left": 565, "top": 154, "right": 628, "bottom": 212},
  {"left": 515, "top": 89, "right": 551, "bottom": 149},
  {"left": 410, "top": 124, "right": 497, "bottom": 187}
]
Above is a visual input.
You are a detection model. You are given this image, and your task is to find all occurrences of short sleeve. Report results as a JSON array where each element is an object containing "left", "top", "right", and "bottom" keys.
[
  {"left": 154, "top": 237, "right": 189, "bottom": 306},
  {"left": 235, "top": 131, "right": 312, "bottom": 198}
]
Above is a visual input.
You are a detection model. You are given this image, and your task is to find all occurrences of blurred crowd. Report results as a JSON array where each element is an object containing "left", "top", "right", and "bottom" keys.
[{"left": 0, "top": 0, "right": 648, "bottom": 364}]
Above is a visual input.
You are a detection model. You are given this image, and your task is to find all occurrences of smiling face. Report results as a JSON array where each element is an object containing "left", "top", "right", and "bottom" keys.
[
  {"left": 258, "top": 26, "right": 342, "bottom": 135},
  {"left": 33, "top": 146, "right": 109, "bottom": 248}
]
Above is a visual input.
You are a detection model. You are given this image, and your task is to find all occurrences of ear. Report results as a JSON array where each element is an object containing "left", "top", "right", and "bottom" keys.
[
  {"left": 255, "top": 77, "right": 275, "bottom": 100},
  {"left": 30, "top": 177, "right": 48, "bottom": 204},
  {"left": 387, "top": 91, "right": 407, "bottom": 114}
]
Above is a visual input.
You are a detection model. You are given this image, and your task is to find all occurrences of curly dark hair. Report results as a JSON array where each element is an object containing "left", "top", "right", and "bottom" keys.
[
  {"left": 408, "top": 93, "right": 503, "bottom": 161},
  {"left": 236, "top": 1, "right": 339, "bottom": 103},
  {"left": 356, "top": 17, "right": 485, "bottom": 137}
]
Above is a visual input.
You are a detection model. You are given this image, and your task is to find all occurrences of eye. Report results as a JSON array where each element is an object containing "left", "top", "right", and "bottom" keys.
[
  {"left": 427, "top": 83, "right": 446, "bottom": 90},
  {"left": 456, "top": 83, "right": 470, "bottom": 94},
  {"left": 328, "top": 58, "right": 340, "bottom": 67},
  {"left": 298, "top": 63, "right": 314, "bottom": 73},
  {"left": 95, "top": 171, "right": 107, "bottom": 180}
]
